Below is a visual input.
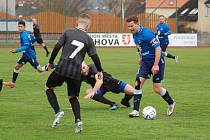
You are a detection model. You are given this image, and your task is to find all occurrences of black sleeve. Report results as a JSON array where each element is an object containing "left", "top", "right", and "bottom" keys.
[
  {"left": 90, "top": 54, "right": 103, "bottom": 72},
  {"left": 49, "top": 42, "right": 62, "bottom": 64}
]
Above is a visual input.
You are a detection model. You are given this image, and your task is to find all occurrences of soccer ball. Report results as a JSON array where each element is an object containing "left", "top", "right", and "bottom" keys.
[{"left": 142, "top": 106, "right": 156, "bottom": 120}]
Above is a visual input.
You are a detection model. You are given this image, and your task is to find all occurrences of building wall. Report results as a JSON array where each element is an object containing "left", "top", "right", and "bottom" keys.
[
  {"left": 0, "top": 0, "right": 15, "bottom": 16},
  {"left": 196, "top": 0, "right": 210, "bottom": 32},
  {"left": 146, "top": 8, "right": 176, "bottom": 17}
]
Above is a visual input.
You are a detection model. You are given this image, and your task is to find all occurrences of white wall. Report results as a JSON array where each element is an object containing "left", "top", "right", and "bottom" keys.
[{"left": 196, "top": 0, "right": 210, "bottom": 32}]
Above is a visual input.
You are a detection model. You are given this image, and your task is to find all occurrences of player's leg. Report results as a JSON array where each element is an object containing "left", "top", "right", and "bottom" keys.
[
  {"left": 37, "top": 37, "right": 50, "bottom": 57},
  {"left": 129, "top": 63, "right": 148, "bottom": 117},
  {"left": 88, "top": 89, "right": 118, "bottom": 110},
  {"left": 29, "top": 57, "right": 55, "bottom": 72},
  {"left": 129, "top": 77, "right": 145, "bottom": 117},
  {"left": 4, "top": 60, "right": 24, "bottom": 88},
  {"left": 161, "top": 43, "right": 178, "bottom": 63},
  {"left": 67, "top": 79, "right": 83, "bottom": 133},
  {"left": 0, "top": 79, "right": 3, "bottom": 92},
  {"left": 45, "top": 71, "right": 64, "bottom": 127},
  {"left": 152, "top": 58, "right": 176, "bottom": 116},
  {"left": 118, "top": 82, "right": 134, "bottom": 108},
  {"left": 153, "top": 83, "right": 175, "bottom": 116}
]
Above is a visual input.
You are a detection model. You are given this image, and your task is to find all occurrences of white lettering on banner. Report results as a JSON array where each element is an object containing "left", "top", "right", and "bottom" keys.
[
  {"left": 168, "top": 34, "right": 197, "bottom": 47},
  {"left": 89, "top": 33, "right": 135, "bottom": 46},
  {"left": 89, "top": 33, "right": 197, "bottom": 47}
]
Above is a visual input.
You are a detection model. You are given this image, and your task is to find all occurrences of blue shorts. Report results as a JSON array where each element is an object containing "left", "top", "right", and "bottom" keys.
[
  {"left": 136, "top": 58, "right": 165, "bottom": 83},
  {"left": 17, "top": 56, "right": 40, "bottom": 69},
  {"left": 160, "top": 42, "right": 169, "bottom": 52},
  {"left": 96, "top": 80, "right": 128, "bottom": 96}
]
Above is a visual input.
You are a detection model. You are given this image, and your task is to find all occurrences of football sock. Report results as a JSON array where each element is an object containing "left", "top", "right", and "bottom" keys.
[
  {"left": 92, "top": 94, "right": 115, "bottom": 106},
  {"left": 122, "top": 94, "right": 133, "bottom": 102},
  {"left": 46, "top": 89, "right": 60, "bottom": 114},
  {"left": 69, "top": 97, "right": 81, "bottom": 123},
  {"left": 160, "top": 88, "right": 174, "bottom": 105},
  {"left": 165, "top": 52, "right": 176, "bottom": 59},
  {"left": 43, "top": 46, "right": 49, "bottom": 53},
  {"left": 133, "top": 89, "right": 142, "bottom": 111},
  {"left": 12, "top": 69, "right": 19, "bottom": 83}
]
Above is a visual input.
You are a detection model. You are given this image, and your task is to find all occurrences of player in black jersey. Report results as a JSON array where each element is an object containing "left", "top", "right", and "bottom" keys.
[
  {"left": 0, "top": 79, "right": 3, "bottom": 92},
  {"left": 45, "top": 14, "right": 103, "bottom": 133},
  {"left": 81, "top": 63, "right": 135, "bottom": 110},
  {"left": 32, "top": 18, "right": 50, "bottom": 57}
]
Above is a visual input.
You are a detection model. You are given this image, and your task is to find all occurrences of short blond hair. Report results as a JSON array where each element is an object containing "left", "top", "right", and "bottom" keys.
[{"left": 77, "top": 13, "right": 91, "bottom": 24}]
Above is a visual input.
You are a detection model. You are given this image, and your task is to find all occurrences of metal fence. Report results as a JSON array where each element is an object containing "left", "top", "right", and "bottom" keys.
[{"left": 0, "top": 0, "right": 209, "bottom": 46}]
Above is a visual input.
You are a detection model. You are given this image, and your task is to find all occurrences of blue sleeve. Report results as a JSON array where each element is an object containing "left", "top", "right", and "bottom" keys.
[
  {"left": 16, "top": 45, "right": 29, "bottom": 53},
  {"left": 148, "top": 32, "right": 160, "bottom": 48},
  {"left": 164, "top": 24, "right": 171, "bottom": 36},
  {"left": 16, "top": 33, "right": 30, "bottom": 53}
]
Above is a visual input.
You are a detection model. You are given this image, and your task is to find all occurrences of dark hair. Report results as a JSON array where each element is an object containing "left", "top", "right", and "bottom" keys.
[
  {"left": 18, "top": 20, "right": 25, "bottom": 26},
  {"left": 126, "top": 15, "right": 138, "bottom": 23},
  {"left": 78, "top": 13, "right": 91, "bottom": 20},
  {"left": 159, "top": 15, "right": 166, "bottom": 19}
]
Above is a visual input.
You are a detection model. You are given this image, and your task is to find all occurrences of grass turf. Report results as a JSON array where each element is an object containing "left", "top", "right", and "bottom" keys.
[{"left": 0, "top": 47, "right": 210, "bottom": 140}]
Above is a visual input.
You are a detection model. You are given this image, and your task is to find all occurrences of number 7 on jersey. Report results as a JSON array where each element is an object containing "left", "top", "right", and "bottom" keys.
[{"left": 69, "top": 40, "right": 84, "bottom": 59}]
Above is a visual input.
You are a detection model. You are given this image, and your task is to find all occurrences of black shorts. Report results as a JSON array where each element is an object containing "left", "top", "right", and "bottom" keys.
[
  {"left": 96, "top": 78, "right": 127, "bottom": 95},
  {"left": 46, "top": 71, "right": 81, "bottom": 97}
]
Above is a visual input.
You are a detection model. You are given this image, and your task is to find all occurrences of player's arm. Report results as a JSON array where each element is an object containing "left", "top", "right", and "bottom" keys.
[
  {"left": 150, "top": 37, "right": 161, "bottom": 75},
  {"left": 84, "top": 73, "right": 103, "bottom": 99},
  {"left": 90, "top": 54, "right": 103, "bottom": 79},
  {"left": 164, "top": 24, "right": 171, "bottom": 36},
  {"left": 87, "top": 37, "right": 103, "bottom": 79},
  {"left": 48, "top": 31, "right": 66, "bottom": 65},
  {"left": 11, "top": 35, "right": 30, "bottom": 53},
  {"left": 49, "top": 42, "right": 62, "bottom": 64}
]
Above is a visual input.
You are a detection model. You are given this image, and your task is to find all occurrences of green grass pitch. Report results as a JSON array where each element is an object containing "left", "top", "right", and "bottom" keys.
[{"left": 0, "top": 47, "right": 210, "bottom": 140}]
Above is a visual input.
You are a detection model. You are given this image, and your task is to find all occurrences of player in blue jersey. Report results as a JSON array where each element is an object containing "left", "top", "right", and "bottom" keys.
[
  {"left": 156, "top": 15, "right": 178, "bottom": 63},
  {"left": 4, "top": 20, "right": 50, "bottom": 88},
  {"left": 126, "top": 16, "right": 176, "bottom": 117}
]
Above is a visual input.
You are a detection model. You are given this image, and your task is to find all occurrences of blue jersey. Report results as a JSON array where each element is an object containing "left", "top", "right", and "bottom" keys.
[
  {"left": 156, "top": 23, "right": 171, "bottom": 44},
  {"left": 16, "top": 30, "right": 36, "bottom": 59},
  {"left": 133, "top": 26, "right": 161, "bottom": 61}
]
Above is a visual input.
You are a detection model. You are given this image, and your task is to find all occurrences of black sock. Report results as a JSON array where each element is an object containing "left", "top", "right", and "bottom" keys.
[
  {"left": 43, "top": 46, "right": 49, "bottom": 53},
  {"left": 121, "top": 94, "right": 133, "bottom": 102},
  {"left": 92, "top": 94, "right": 115, "bottom": 106},
  {"left": 161, "top": 90, "right": 174, "bottom": 105},
  {"left": 166, "top": 52, "right": 176, "bottom": 59},
  {"left": 46, "top": 89, "right": 60, "bottom": 114},
  {"left": 12, "top": 70, "right": 19, "bottom": 83},
  {"left": 133, "top": 93, "right": 142, "bottom": 111},
  {"left": 69, "top": 97, "right": 81, "bottom": 123}
]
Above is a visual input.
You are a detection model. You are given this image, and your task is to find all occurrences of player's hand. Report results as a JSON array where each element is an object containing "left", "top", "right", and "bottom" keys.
[
  {"left": 10, "top": 49, "right": 16, "bottom": 53},
  {"left": 97, "top": 72, "right": 103, "bottom": 80},
  {"left": 151, "top": 65, "right": 159, "bottom": 76},
  {"left": 84, "top": 88, "right": 95, "bottom": 99},
  {"left": 46, "top": 63, "right": 53, "bottom": 72}
]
